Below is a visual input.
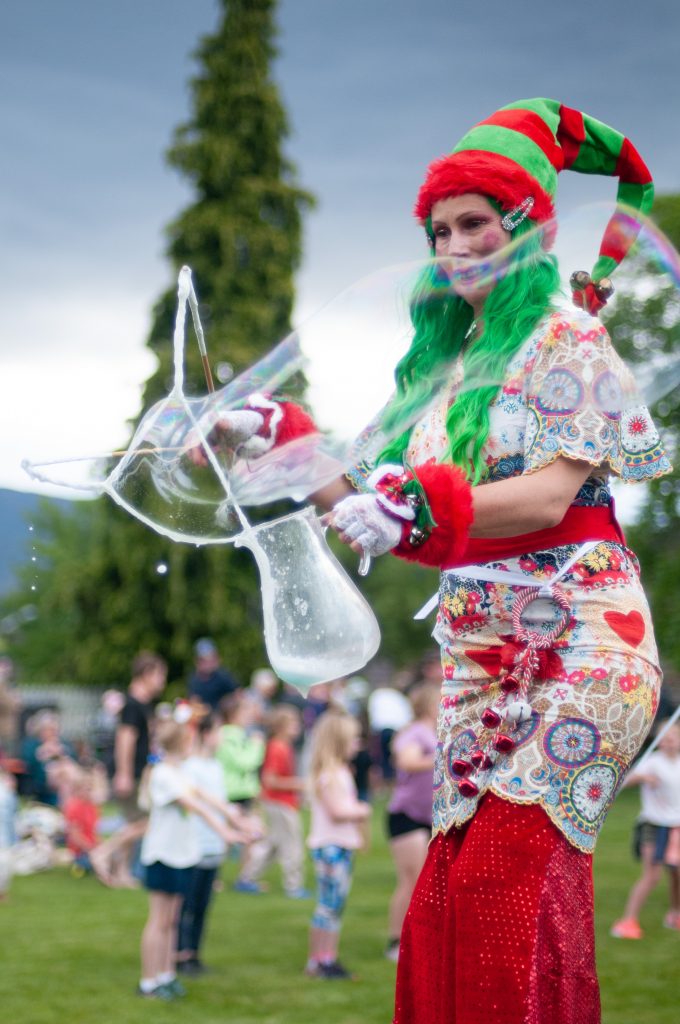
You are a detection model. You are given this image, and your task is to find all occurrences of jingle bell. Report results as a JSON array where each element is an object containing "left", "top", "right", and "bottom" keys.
[
  {"left": 504, "top": 700, "right": 533, "bottom": 724},
  {"left": 451, "top": 758, "right": 473, "bottom": 777},
  {"left": 458, "top": 778, "right": 480, "bottom": 798},
  {"left": 570, "top": 270, "right": 591, "bottom": 290},
  {"left": 481, "top": 707, "right": 502, "bottom": 729},
  {"left": 471, "top": 749, "right": 494, "bottom": 771},
  {"left": 594, "top": 277, "right": 614, "bottom": 299},
  {"left": 493, "top": 733, "right": 515, "bottom": 754},
  {"left": 500, "top": 673, "right": 520, "bottom": 694}
]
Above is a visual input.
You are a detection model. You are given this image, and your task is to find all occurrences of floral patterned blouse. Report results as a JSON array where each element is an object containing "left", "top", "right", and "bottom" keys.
[
  {"left": 406, "top": 308, "right": 671, "bottom": 492},
  {"left": 398, "top": 310, "right": 670, "bottom": 852}
]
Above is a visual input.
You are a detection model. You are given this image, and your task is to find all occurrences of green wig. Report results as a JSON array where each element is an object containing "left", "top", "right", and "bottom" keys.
[{"left": 379, "top": 219, "right": 562, "bottom": 483}]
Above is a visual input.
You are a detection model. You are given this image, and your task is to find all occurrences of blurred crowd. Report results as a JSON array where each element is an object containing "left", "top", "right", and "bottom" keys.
[
  {"left": 2, "top": 642, "right": 680, "bottom": 997},
  {"left": 0, "top": 641, "right": 441, "bottom": 996}
]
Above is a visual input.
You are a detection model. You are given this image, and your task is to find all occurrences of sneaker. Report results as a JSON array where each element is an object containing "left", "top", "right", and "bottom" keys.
[
  {"left": 610, "top": 918, "right": 643, "bottom": 939},
  {"left": 177, "top": 958, "right": 208, "bottom": 976},
  {"left": 285, "top": 887, "right": 312, "bottom": 900},
  {"left": 232, "top": 879, "right": 265, "bottom": 894},
  {"left": 385, "top": 938, "right": 400, "bottom": 962},
  {"left": 663, "top": 911, "right": 680, "bottom": 930},
  {"left": 318, "top": 960, "right": 355, "bottom": 980},
  {"left": 164, "top": 978, "right": 187, "bottom": 997},
  {"left": 136, "top": 984, "right": 175, "bottom": 1001}
]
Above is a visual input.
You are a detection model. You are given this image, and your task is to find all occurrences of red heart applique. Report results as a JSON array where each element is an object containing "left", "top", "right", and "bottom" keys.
[{"left": 604, "top": 610, "right": 645, "bottom": 648}]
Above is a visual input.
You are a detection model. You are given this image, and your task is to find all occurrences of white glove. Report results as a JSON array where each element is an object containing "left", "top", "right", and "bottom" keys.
[
  {"left": 332, "top": 493, "right": 403, "bottom": 557},
  {"left": 185, "top": 409, "right": 264, "bottom": 466},
  {"left": 211, "top": 409, "right": 265, "bottom": 448}
]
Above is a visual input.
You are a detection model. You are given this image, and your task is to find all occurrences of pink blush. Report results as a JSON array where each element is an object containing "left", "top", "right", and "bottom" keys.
[{"left": 479, "top": 228, "right": 505, "bottom": 254}]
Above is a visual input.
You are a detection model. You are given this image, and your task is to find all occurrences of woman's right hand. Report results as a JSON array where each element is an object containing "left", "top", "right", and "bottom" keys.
[{"left": 184, "top": 409, "right": 265, "bottom": 467}]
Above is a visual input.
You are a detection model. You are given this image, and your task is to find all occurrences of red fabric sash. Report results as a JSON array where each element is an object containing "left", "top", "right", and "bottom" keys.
[{"left": 445, "top": 504, "right": 626, "bottom": 569}]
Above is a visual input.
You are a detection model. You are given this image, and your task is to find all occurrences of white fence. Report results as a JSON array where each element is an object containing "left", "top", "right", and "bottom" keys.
[{"left": 18, "top": 685, "right": 105, "bottom": 743}]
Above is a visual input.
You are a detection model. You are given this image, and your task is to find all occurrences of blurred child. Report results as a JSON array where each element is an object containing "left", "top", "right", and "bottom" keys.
[
  {"left": 217, "top": 691, "right": 267, "bottom": 891},
  {"left": 611, "top": 721, "right": 680, "bottom": 939},
  {"left": 217, "top": 692, "right": 265, "bottom": 810},
  {"left": 237, "top": 705, "right": 309, "bottom": 898},
  {"left": 63, "top": 768, "right": 101, "bottom": 874},
  {"left": 385, "top": 682, "right": 439, "bottom": 962},
  {"left": 0, "top": 767, "right": 17, "bottom": 899},
  {"left": 305, "top": 712, "right": 371, "bottom": 980},
  {"left": 138, "top": 717, "right": 250, "bottom": 1000},
  {"left": 176, "top": 714, "right": 257, "bottom": 974}
]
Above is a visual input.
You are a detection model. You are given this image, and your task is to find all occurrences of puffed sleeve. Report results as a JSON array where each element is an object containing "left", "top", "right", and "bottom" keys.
[{"left": 523, "top": 314, "right": 672, "bottom": 482}]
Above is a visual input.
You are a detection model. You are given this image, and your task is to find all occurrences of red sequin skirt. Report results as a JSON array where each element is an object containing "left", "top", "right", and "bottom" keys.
[{"left": 394, "top": 794, "right": 600, "bottom": 1024}]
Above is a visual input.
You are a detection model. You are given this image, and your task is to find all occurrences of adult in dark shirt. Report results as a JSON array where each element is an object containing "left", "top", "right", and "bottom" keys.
[
  {"left": 91, "top": 651, "right": 166, "bottom": 888},
  {"left": 188, "top": 638, "right": 239, "bottom": 710},
  {"left": 113, "top": 652, "right": 167, "bottom": 810}
]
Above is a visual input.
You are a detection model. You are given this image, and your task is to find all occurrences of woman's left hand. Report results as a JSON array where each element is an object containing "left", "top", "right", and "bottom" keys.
[{"left": 323, "top": 494, "right": 402, "bottom": 557}]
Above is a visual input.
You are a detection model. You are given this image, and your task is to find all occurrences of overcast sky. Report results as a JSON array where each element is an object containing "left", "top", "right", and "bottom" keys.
[{"left": 1, "top": 0, "right": 679, "bottom": 513}]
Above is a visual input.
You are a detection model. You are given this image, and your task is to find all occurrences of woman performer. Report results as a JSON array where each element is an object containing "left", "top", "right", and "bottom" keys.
[
  {"left": 192, "top": 98, "right": 670, "bottom": 1023},
  {"left": 323, "top": 99, "right": 671, "bottom": 1024}
]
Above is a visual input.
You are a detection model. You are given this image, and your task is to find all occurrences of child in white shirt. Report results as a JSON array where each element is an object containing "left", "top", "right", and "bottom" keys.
[
  {"left": 138, "top": 717, "right": 251, "bottom": 1000},
  {"left": 611, "top": 721, "right": 680, "bottom": 939},
  {"left": 176, "top": 714, "right": 253, "bottom": 974}
]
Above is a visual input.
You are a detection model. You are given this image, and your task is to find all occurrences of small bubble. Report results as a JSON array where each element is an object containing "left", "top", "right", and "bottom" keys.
[
  {"left": 155, "top": 562, "right": 169, "bottom": 575},
  {"left": 28, "top": 525, "right": 34, "bottom": 532},
  {"left": 216, "top": 362, "right": 234, "bottom": 384},
  {"left": 30, "top": 585, "right": 37, "bottom": 592},
  {"left": 31, "top": 556, "right": 37, "bottom": 563}
]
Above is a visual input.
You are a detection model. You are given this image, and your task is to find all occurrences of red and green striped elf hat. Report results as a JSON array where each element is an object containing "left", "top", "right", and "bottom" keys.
[{"left": 415, "top": 97, "right": 654, "bottom": 312}]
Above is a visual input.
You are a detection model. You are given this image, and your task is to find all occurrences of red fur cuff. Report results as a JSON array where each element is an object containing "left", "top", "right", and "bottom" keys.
[
  {"left": 274, "top": 402, "right": 318, "bottom": 445},
  {"left": 393, "top": 462, "right": 474, "bottom": 567},
  {"left": 244, "top": 395, "right": 318, "bottom": 453}
]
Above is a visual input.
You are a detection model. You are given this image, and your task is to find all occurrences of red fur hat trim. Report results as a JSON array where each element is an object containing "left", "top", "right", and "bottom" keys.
[
  {"left": 414, "top": 151, "right": 554, "bottom": 225},
  {"left": 275, "top": 402, "right": 318, "bottom": 445},
  {"left": 393, "top": 462, "right": 474, "bottom": 568}
]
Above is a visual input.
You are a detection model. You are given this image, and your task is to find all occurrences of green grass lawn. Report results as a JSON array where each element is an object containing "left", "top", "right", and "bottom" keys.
[{"left": 1, "top": 789, "right": 678, "bottom": 1024}]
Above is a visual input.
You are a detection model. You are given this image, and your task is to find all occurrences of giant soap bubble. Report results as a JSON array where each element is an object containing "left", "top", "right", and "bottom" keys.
[
  {"left": 21, "top": 202, "right": 680, "bottom": 689},
  {"left": 24, "top": 202, "right": 680, "bottom": 535}
]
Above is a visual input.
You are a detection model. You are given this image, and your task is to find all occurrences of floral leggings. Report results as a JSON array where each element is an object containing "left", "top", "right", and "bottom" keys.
[{"left": 310, "top": 846, "right": 354, "bottom": 932}]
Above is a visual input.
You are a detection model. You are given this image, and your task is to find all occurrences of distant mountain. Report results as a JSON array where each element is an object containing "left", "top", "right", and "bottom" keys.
[{"left": 0, "top": 489, "right": 72, "bottom": 595}]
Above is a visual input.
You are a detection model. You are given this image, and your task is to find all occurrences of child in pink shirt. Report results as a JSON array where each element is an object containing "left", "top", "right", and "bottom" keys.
[{"left": 306, "top": 712, "right": 370, "bottom": 980}]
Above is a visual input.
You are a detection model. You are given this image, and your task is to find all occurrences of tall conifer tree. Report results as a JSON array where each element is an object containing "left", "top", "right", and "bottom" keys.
[{"left": 7, "top": 0, "right": 314, "bottom": 685}]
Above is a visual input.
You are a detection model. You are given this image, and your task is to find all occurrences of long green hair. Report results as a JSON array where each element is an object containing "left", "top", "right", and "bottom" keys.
[{"left": 379, "top": 217, "right": 562, "bottom": 484}]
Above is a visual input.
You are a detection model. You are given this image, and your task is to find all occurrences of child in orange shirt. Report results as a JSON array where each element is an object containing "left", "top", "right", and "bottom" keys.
[
  {"left": 63, "top": 768, "right": 100, "bottom": 873},
  {"left": 236, "top": 705, "right": 309, "bottom": 898}
]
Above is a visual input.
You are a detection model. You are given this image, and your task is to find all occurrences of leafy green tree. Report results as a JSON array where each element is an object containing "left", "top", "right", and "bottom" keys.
[
  {"left": 4, "top": 0, "right": 313, "bottom": 686},
  {"left": 605, "top": 195, "right": 680, "bottom": 671}
]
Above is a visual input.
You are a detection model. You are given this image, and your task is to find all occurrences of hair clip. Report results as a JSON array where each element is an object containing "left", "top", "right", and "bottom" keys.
[{"left": 501, "top": 197, "right": 534, "bottom": 232}]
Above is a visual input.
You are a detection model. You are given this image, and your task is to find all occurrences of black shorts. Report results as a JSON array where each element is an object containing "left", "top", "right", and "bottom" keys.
[
  {"left": 144, "top": 861, "right": 192, "bottom": 895},
  {"left": 387, "top": 811, "right": 431, "bottom": 839},
  {"left": 635, "top": 821, "right": 679, "bottom": 865}
]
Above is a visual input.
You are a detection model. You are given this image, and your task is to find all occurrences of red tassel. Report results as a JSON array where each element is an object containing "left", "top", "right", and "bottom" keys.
[
  {"left": 571, "top": 282, "right": 608, "bottom": 317},
  {"left": 393, "top": 461, "right": 474, "bottom": 567}
]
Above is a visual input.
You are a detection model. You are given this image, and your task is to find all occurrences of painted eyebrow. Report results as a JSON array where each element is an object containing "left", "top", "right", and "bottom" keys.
[{"left": 431, "top": 212, "right": 490, "bottom": 226}]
